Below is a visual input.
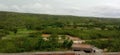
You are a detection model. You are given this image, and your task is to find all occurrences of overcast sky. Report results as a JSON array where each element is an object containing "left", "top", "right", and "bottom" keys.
[{"left": 0, "top": 0, "right": 120, "bottom": 18}]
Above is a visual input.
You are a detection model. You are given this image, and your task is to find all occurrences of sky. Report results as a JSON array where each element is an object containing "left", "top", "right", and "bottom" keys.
[{"left": 0, "top": 0, "right": 120, "bottom": 18}]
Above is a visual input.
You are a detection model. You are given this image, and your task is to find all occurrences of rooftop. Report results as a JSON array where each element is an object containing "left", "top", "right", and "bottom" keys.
[{"left": 72, "top": 44, "right": 94, "bottom": 49}]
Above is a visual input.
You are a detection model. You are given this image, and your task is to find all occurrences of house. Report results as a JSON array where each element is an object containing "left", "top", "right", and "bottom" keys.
[{"left": 72, "top": 44, "right": 94, "bottom": 53}]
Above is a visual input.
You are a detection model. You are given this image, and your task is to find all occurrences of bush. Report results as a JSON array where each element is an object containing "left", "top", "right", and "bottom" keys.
[{"left": 0, "top": 29, "right": 9, "bottom": 39}]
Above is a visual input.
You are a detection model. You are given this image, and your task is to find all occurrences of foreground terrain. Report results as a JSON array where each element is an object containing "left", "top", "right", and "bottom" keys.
[{"left": 0, "top": 51, "right": 119, "bottom": 55}]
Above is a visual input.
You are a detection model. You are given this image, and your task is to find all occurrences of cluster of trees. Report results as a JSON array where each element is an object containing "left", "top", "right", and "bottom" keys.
[
  {"left": 42, "top": 28, "right": 120, "bottom": 40},
  {"left": 0, "top": 32, "right": 73, "bottom": 53},
  {"left": 0, "top": 11, "right": 120, "bottom": 52},
  {"left": 85, "top": 39, "right": 120, "bottom": 52},
  {"left": 0, "top": 11, "right": 120, "bottom": 31}
]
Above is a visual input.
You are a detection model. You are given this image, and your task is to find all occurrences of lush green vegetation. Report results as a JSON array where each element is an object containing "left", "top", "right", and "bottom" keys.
[
  {"left": 85, "top": 39, "right": 120, "bottom": 52},
  {"left": 0, "top": 31, "right": 73, "bottom": 53},
  {"left": 0, "top": 11, "right": 120, "bottom": 52}
]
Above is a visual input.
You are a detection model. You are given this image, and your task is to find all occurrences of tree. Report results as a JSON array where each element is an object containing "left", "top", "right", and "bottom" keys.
[
  {"left": 28, "top": 32, "right": 41, "bottom": 38},
  {"left": 36, "top": 36, "right": 44, "bottom": 50},
  {"left": 62, "top": 40, "right": 73, "bottom": 49},
  {"left": 67, "top": 40, "right": 73, "bottom": 48},
  {"left": 13, "top": 28, "right": 18, "bottom": 34}
]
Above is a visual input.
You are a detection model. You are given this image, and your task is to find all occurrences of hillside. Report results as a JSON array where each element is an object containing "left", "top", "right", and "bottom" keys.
[{"left": 0, "top": 11, "right": 120, "bottom": 53}]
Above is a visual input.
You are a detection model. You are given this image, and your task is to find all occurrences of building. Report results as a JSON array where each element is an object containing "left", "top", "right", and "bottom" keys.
[{"left": 72, "top": 44, "right": 94, "bottom": 53}]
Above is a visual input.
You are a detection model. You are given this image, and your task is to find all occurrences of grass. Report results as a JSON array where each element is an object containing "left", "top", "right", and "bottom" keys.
[{"left": 2, "top": 29, "right": 37, "bottom": 40}]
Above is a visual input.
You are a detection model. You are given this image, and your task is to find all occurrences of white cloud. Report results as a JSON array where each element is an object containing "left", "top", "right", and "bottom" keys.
[
  {"left": 0, "top": 4, "right": 9, "bottom": 11},
  {"left": 0, "top": 0, "right": 120, "bottom": 18}
]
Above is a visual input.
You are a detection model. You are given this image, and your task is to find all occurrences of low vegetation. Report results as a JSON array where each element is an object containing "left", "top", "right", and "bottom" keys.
[
  {"left": 0, "top": 32, "right": 73, "bottom": 53},
  {"left": 0, "top": 11, "right": 120, "bottom": 52}
]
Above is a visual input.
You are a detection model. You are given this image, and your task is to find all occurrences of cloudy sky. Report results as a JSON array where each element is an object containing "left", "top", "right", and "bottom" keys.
[{"left": 0, "top": 0, "right": 120, "bottom": 18}]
